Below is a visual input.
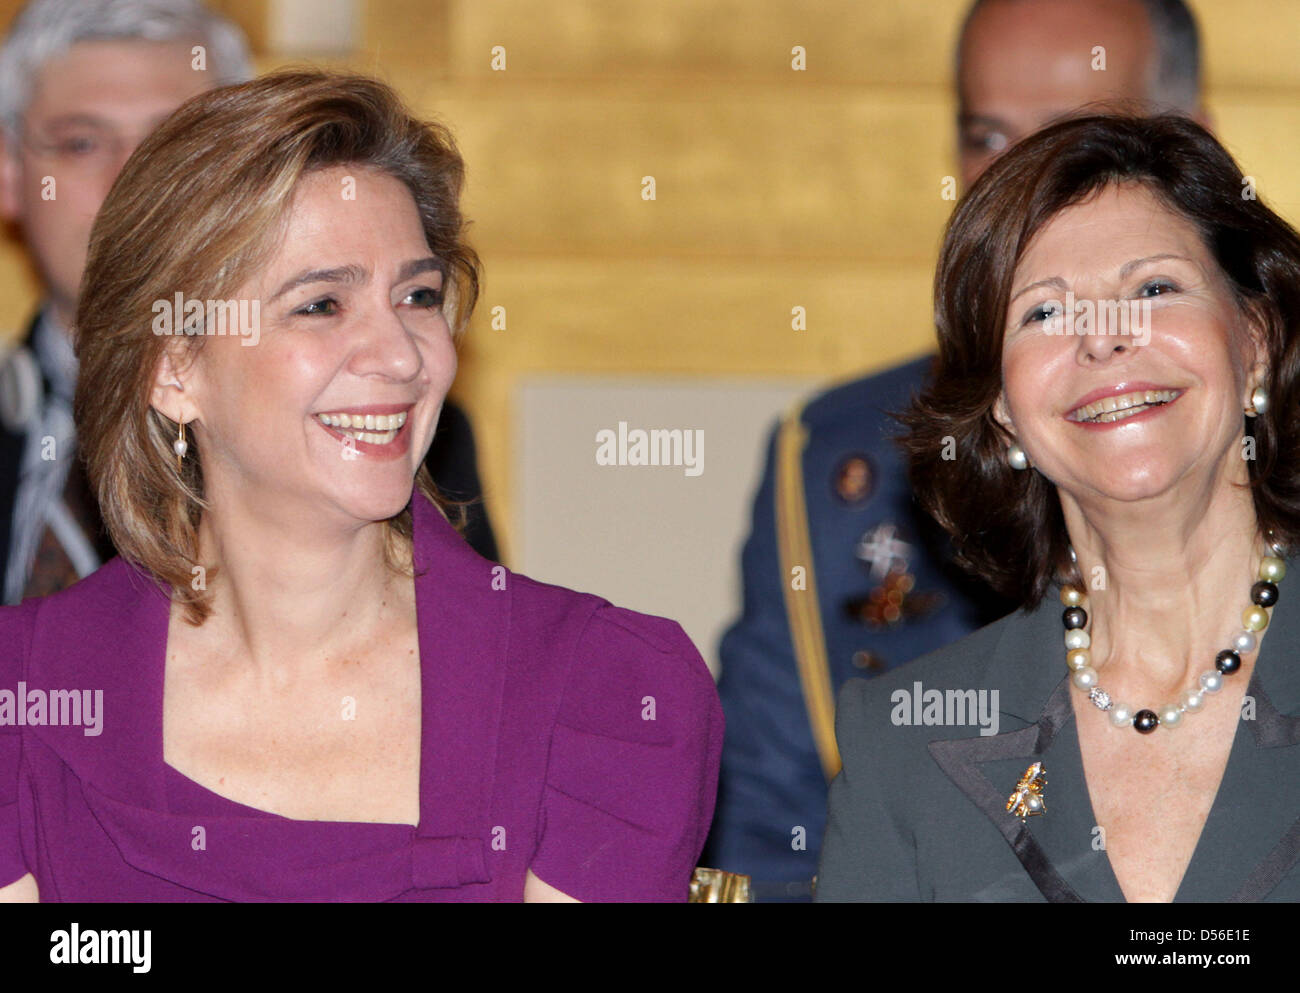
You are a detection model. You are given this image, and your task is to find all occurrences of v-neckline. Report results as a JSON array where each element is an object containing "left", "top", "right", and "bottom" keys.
[
  {"left": 1065, "top": 599, "right": 1287, "bottom": 903},
  {"left": 1067, "top": 684, "right": 1251, "bottom": 903}
]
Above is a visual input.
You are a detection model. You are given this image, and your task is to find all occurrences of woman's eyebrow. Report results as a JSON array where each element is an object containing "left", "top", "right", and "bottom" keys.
[
  {"left": 267, "top": 257, "right": 442, "bottom": 303},
  {"left": 268, "top": 263, "right": 366, "bottom": 303},
  {"left": 1009, "top": 275, "right": 1068, "bottom": 304},
  {"left": 1118, "top": 253, "right": 1192, "bottom": 278},
  {"left": 1010, "top": 254, "right": 1195, "bottom": 305},
  {"left": 396, "top": 257, "right": 443, "bottom": 282}
]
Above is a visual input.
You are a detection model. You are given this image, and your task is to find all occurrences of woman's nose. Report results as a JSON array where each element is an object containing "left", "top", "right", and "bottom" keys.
[{"left": 349, "top": 304, "right": 425, "bottom": 380}]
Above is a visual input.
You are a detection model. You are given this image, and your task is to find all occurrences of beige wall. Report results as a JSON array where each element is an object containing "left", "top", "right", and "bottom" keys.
[
  {"left": 517, "top": 376, "right": 813, "bottom": 674},
  {"left": 1, "top": 0, "right": 1298, "bottom": 576}
]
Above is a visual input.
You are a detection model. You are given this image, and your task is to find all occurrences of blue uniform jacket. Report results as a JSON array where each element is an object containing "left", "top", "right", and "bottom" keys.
[{"left": 702, "top": 355, "right": 1012, "bottom": 899}]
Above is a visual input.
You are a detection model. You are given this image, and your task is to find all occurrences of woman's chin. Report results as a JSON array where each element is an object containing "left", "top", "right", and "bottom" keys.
[
  {"left": 1076, "top": 469, "right": 1180, "bottom": 505},
  {"left": 331, "top": 486, "right": 416, "bottom": 525}
]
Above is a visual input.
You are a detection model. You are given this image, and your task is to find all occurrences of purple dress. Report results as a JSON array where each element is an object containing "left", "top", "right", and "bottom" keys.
[{"left": 0, "top": 495, "right": 723, "bottom": 901}]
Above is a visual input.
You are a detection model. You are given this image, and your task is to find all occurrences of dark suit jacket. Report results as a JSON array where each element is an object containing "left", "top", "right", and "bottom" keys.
[
  {"left": 0, "top": 409, "right": 25, "bottom": 582},
  {"left": 816, "top": 558, "right": 1300, "bottom": 902},
  {"left": 424, "top": 400, "right": 499, "bottom": 563},
  {"left": 0, "top": 316, "right": 47, "bottom": 576}
]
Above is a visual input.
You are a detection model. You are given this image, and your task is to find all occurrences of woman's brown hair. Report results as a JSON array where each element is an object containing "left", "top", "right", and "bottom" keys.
[
  {"left": 899, "top": 113, "right": 1300, "bottom": 609},
  {"left": 74, "top": 69, "right": 481, "bottom": 623}
]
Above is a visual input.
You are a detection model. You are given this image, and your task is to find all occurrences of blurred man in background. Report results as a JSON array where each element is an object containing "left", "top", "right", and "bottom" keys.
[
  {"left": 0, "top": 0, "right": 495, "bottom": 605},
  {"left": 0, "top": 0, "right": 247, "bottom": 603},
  {"left": 704, "top": 0, "right": 1207, "bottom": 900}
]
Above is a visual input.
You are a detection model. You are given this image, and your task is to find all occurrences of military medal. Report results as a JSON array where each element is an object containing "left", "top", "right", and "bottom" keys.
[
  {"left": 832, "top": 454, "right": 874, "bottom": 505},
  {"left": 846, "top": 523, "right": 944, "bottom": 628}
]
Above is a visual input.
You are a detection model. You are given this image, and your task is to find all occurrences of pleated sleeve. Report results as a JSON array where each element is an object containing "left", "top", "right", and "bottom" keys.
[{"left": 529, "top": 605, "right": 724, "bottom": 902}]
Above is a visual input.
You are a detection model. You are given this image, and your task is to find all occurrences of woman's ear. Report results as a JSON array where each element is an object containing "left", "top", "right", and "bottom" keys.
[
  {"left": 149, "top": 346, "right": 195, "bottom": 423},
  {"left": 992, "top": 391, "right": 1014, "bottom": 435},
  {"left": 1241, "top": 304, "right": 1270, "bottom": 394}
]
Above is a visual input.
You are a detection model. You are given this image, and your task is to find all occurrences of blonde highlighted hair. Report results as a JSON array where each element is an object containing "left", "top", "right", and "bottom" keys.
[{"left": 74, "top": 69, "right": 481, "bottom": 623}]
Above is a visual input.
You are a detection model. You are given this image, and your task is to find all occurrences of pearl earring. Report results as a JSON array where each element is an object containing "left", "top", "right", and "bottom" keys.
[
  {"left": 1246, "top": 385, "right": 1269, "bottom": 418},
  {"left": 1007, "top": 442, "right": 1030, "bottom": 470},
  {"left": 174, "top": 420, "right": 188, "bottom": 471}
]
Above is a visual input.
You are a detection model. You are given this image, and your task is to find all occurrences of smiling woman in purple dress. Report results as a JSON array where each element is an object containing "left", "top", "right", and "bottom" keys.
[{"left": 0, "top": 69, "right": 722, "bottom": 902}]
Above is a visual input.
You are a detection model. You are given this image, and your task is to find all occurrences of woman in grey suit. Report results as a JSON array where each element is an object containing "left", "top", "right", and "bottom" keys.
[{"left": 817, "top": 114, "right": 1300, "bottom": 902}]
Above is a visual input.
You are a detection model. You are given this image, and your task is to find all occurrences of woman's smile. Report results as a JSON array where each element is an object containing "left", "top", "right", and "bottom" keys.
[
  {"left": 1065, "top": 387, "right": 1186, "bottom": 428},
  {"left": 313, "top": 402, "right": 416, "bottom": 458}
]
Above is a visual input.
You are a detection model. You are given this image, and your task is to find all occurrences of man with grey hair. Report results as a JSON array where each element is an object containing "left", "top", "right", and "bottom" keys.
[
  {"left": 0, "top": 0, "right": 499, "bottom": 604},
  {"left": 0, "top": 0, "right": 251, "bottom": 604},
  {"left": 704, "top": 0, "right": 1207, "bottom": 900}
]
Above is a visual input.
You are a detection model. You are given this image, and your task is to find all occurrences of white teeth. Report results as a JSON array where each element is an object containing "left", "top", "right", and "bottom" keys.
[
  {"left": 334, "top": 428, "right": 398, "bottom": 445},
  {"left": 314, "top": 409, "right": 408, "bottom": 444},
  {"left": 1070, "top": 390, "right": 1179, "bottom": 423}
]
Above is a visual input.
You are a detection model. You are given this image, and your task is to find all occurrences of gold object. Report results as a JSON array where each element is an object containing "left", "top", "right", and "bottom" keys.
[
  {"left": 175, "top": 419, "right": 187, "bottom": 472},
  {"left": 1005, "top": 761, "right": 1047, "bottom": 821},
  {"left": 775, "top": 407, "right": 841, "bottom": 782},
  {"left": 689, "top": 867, "right": 753, "bottom": 903}
]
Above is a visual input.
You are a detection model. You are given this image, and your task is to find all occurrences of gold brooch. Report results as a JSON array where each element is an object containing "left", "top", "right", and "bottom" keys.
[{"left": 1006, "top": 761, "right": 1047, "bottom": 821}]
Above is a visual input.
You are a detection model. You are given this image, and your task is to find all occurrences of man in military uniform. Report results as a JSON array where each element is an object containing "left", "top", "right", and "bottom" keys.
[{"left": 703, "top": 0, "right": 1208, "bottom": 900}]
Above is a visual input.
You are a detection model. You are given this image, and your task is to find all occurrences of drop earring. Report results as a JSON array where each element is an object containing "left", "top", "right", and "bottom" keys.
[{"left": 174, "top": 420, "right": 188, "bottom": 471}]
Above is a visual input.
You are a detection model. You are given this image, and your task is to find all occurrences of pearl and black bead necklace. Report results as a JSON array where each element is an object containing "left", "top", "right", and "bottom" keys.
[{"left": 1062, "top": 553, "right": 1286, "bottom": 734}]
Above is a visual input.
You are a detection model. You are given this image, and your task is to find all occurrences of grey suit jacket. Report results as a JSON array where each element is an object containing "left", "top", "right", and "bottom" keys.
[{"left": 816, "top": 559, "right": 1300, "bottom": 902}]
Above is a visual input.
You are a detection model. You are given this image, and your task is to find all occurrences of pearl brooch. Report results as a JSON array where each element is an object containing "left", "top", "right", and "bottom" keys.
[{"left": 1005, "top": 761, "right": 1048, "bottom": 821}]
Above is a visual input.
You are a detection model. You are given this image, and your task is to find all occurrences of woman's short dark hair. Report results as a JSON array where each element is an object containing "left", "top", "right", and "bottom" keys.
[{"left": 899, "top": 114, "right": 1300, "bottom": 608}]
